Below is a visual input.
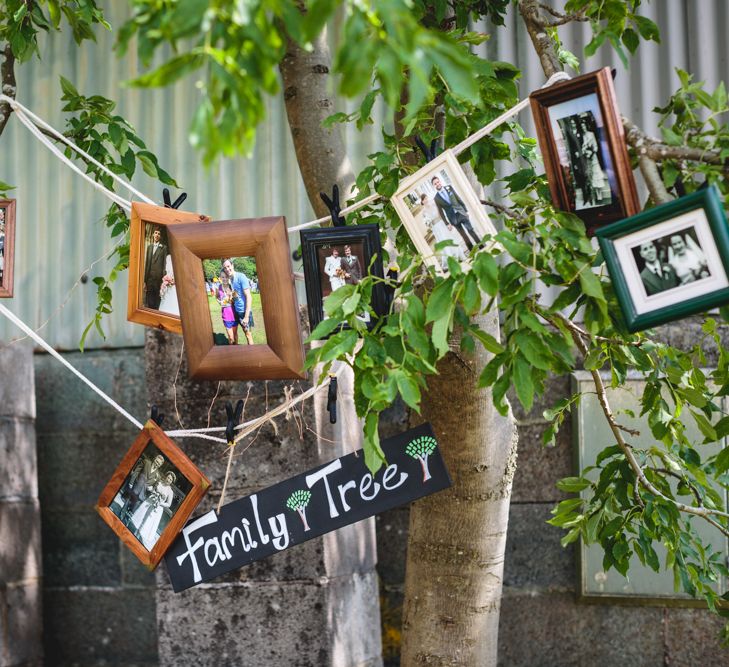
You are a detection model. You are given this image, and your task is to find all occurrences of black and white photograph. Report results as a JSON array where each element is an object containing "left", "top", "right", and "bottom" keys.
[
  {"left": 300, "top": 224, "right": 390, "bottom": 336},
  {"left": 109, "top": 442, "right": 192, "bottom": 551},
  {"left": 142, "top": 222, "right": 178, "bottom": 315},
  {"left": 548, "top": 96, "right": 617, "bottom": 212},
  {"left": 391, "top": 149, "right": 496, "bottom": 274},
  {"left": 596, "top": 186, "right": 729, "bottom": 332}
]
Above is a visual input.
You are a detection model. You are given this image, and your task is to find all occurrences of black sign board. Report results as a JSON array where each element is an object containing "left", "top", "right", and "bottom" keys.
[{"left": 165, "top": 423, "right": 450, "bottom": 592}]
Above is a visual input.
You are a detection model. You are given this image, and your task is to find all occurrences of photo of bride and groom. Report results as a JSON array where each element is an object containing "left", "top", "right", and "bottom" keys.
[{"left": 142, "top": 223, "right": 178, "bottom": 316}]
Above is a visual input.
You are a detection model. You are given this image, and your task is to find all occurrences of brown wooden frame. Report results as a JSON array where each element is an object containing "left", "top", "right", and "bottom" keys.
[
  {"left": 0, "top": 198, "right": 17, "bottom": 298},
  {"left": 168, "top": 216, "right": 306, "bottom": 380},
  {"left": 127, "top": 202, "right": 209, "bottom": 333},
  {"left": 95, "top": 419, "right": 210, "bottom": 569},
  {"left": 530, "top": 67, "right": 640, "bottom": 235}
]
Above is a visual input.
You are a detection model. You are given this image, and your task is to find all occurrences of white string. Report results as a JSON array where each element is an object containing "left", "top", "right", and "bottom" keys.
[
  {"left": 0, "top": 302, "right": 145, "bottom": 429},
  {"left": 0, "top": 94, "right": 155, "bottom": 206}
]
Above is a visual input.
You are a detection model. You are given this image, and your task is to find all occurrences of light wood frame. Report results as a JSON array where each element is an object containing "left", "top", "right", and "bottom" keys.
[
  {"left": 168, "top": 216, "right": 306, "bottom": 380},
  {"left": 127, "top": 202, "right": 209, "bottom": 333},
  {"left": 530, "top": 67, "right": 640, "bottom": 236},
  {"left": 95, "top": 419, "right": 210, "bottom": 569},
  {"left": 0, "top": 198, "right": 17, "bottom": 298}
]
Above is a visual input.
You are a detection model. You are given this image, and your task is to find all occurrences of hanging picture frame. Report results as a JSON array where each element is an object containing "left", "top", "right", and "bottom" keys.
[
  {"left": 596, "top": 186, "right": 729, "bottom": 332},
  {"left": 0, "top": 198, "right": 16, "bottom": 298},
  {"left": 391, "top": 149, "right": 497, "bottom": 275},
  {"left": 300, "top": 223, "right": 390, "bottom": 337},
  {"left": 127, "top": 202, "right": 210, "bottom": 334},
  {"left": 95, "top": 419, "right": 210, "bottom": 569},
  {"left": 529, "top": 67, "right": 640, "bottom": 235},
  {"left": 167, "top": 216, "right": 305, "bottom": 380}
]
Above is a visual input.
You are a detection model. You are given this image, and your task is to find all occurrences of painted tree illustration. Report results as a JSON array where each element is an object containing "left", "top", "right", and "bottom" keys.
[
  {"left": 406, "top": 436, "right": 438, "bottom": 483},
  {"left": 286, "top": 490, "right": 312, "bottom": 532}
]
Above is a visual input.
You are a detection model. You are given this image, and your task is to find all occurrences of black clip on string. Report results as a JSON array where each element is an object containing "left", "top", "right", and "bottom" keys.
[
  {"left": 225, "top": 399, "right": 245, "bottom": 444},
  {"left": 162, "top": 188, "right": 188, "bottom": 210},
  {"left": 327, "top": 374, "right": 338, "bottom": 424},
  {"left": 150, "top": 405, "right": 165, "bottom": 427},
  {"left": 414, "top": 135, "right": 438, "bottom": 164},
  {"left": 320, "top": 185, "right": 347, "bottom": 227}
]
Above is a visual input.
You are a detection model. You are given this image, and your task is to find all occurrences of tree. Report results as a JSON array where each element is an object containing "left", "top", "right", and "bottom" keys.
[
  {"left": 4, "top": 1, "right": 729, "bottom": 664},
  {"left": 405, "top": 434, "right": 437, "bottom": 482},
  {"left": 286, "top": 489, "right": 312, "bottom": 531}
]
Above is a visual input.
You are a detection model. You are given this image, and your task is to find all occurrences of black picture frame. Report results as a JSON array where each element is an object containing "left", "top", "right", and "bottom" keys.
[{"left": 300, "top": 224, "right": 390, "bottom": 337}]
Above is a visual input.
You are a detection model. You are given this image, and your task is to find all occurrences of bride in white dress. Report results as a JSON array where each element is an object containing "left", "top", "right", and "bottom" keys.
[
  {"left": 420, "top": 193, "right": 466, "bottom": 270},
  {"left": 130, "top": 471, "right": 176, "bottom": 550},
  {"left": 158, "top": 254, "right": 179, "bottom": 316}
]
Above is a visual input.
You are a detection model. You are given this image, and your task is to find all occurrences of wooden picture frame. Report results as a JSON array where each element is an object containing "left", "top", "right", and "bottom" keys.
[
  {"left": 0, "top": 198, "right": 17, "bottom": 298},
  {"left": 168, "top": 216, "right": 305, "bottom": 380},
  {"left": 300, "top": 224, "right": 391, "bottom": 337},
  {"left": 127, "top": 202, "right": 210, "bottom": 333},
  {"left": 596, "top": 186, "right": 729, "bottom": 332},
  {"left": 95, "top": 419, "right": 210, "bottom": 569},
  {"left": 391, "top": 149, "right": 497, "bottom": 275},
  {"left": 529, "top": 67, "right": 640, "bottom": 235}
]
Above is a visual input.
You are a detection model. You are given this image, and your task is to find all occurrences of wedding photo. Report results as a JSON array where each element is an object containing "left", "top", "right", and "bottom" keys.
[
  {"left": 392, "top": 150, "right": 496, "bottom": 274},
  {"left": 203, "top": 256, "right": 266, "bottom": 346},
  {"left": 109, "top": 443, "right": 192, "bottom": 551},
  {"left": 142, "top": 222, "right": 177, "bottom": 315},
  {"left": 0, "top": 198, "right": 16, "bottom": 297}
]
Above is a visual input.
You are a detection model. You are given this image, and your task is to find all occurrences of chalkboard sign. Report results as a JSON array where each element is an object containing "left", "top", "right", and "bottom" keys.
[{"left": 165, "top": 423, "right": 450, "bottom": 592}]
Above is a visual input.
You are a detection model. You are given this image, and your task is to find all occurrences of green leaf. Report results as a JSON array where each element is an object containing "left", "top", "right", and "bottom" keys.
[
  {"left": 318, "top": 329, "right": 358, "bottom": 363},
  {"left": 364, "top": 412, "right": 386, "bottom": 474},
  {"left": 556, "top": 477, "right": 591, "bottom": 493},
  {"left": 513, "top": 331, "right": 552, "bottom": 370},
  {"left": 426, "top": 279, "right": 455, "bottom": 323},
  {"left": 512, "top": 353, "right": 535, "bottom": 411},
  {"left": 473, "top": 252, "right": 499, "bottom": 296},
  {"left": 394, "top": 371, "right": 422, "bottom": 412}
]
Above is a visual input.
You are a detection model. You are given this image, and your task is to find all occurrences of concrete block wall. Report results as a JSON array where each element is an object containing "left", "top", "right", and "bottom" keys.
[
  {"left": 0, "top": 344, "right": 42, "bottom": 667},
  {"left": 34, "top": 347, "right": 158, "bottom": 667}
]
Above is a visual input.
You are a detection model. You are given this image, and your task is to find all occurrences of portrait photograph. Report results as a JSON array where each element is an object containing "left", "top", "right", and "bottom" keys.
[
  {"left": 0, "top": 198, "right": 16, "bottom": 298},
  {"left": 96, "top": 420, "right": 210, "bottom": 568},
  {"left": 202, "top": 256, "right": 266, "bottom": 346},
  {"left": 127, "top": 202, "right": 209, "bottom": 334},
  {"left": 391, "top": 149, "right": 497, "bottom": 274},
  {"left": 530, "top": 67, "right": 640, "bottom": 234},
  {"left": 596, "top": 186, "right": 729, "bottom": 332},
  {"left": 301, "top": 224, "right": 390, "bottom": 336}
]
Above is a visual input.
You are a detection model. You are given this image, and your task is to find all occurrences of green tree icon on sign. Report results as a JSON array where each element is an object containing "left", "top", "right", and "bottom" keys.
[
  {"left": 286, "top": 489, "right": 312, "bottom": 531},
  {"left": 406, "top": 436, "right": 438, "bottom": 483}
]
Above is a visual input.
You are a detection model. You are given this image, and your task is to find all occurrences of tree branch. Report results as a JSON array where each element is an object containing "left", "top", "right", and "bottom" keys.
[
  {"left": 0, "top": 42, "right": 17, "bottom": 137},
  {"left": 539, "top": 2, "right": 589, "bottom": 27},
  {"left": 518, "top": 0, "right": 563, "bottom": 78}
]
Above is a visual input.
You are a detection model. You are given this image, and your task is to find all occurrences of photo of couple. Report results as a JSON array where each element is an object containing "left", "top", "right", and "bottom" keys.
[
  {"left": 142, "top": 223, "right": 178, "bottom": 316},
  {"left": 631, "top": 227, "right": 711, "bottom": 297},
  {"left": 392, "top": 150, "right": 495, "bottom": 274},
  {"left": 110, "top": 444, "right": 191, "bottom": 551},
  {"left": 203, "top": 257, "right": 266, "bottom": 345},
  {"left": 319, "top": 244, "right": 364, "bottom": 296}
]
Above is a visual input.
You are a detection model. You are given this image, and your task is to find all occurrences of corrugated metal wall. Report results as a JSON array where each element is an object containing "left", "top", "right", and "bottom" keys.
[{"left": 0, "top": 1, "right": 724, "bottom": 349}]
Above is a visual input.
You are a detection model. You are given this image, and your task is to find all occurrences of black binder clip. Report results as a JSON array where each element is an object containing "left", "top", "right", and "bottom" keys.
[
  {"left": 326, "top": 374, "right": 338, "bottom": 424},
  {"left": 150, "top": 405, "right": 165, "bottom": 427},
  {"left": 414, "top": 135, "right": 438, "bottom": 164},
  {"left": 162, "top": 187, "right": 188, "bottom": 210},
  {"left": 320, "top": 185, "right": 347, "bottom": 227},
  {"left": 225, "top": 399, "right": 245, "bottom": 444}
]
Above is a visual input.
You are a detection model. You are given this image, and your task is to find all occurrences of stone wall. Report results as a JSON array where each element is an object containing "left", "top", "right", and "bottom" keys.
[
  {"left": 35, "top": 348, "right": 157, "bottom": 667},
  {"left": 0, "top": 344, "right": 41, "bottom": 667}
]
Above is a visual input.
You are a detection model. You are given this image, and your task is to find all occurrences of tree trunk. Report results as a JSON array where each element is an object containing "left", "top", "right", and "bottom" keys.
[{"left": 401, "top": 308, "right": 518, "bottom": 666}]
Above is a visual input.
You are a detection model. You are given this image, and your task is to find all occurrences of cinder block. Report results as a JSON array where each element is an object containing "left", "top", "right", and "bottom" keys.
[
  {"left": 41, "top": 508, "right": 121, "bottom": 587},
  {"left": 1, "top": 582, "right": 43, "bottom": 667},
  {"left": 498, "top": 592, "right": 663, "bottom": 666},
  {"left": 508, "top": 374, "right": 571, "bottom": 423},
  {"left": 0, "top": 344, "right": 35, "bottom": 419},
  {"left": 0, "top": 501, "right": 41, "bottom": 583},
  {"left": 502, "top": 503, "right": 574, "bottom": 591},
  {"left": 44, "top": 588, "right": 157, "bottom": 666},
  {"left": 0, "top": 420, "right": 37, "bottom": 498},
  {"left": 663, "top": 608, "right": 729, "bottom": 666}
]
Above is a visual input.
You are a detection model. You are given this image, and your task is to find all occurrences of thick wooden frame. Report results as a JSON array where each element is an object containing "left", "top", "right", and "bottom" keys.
[
  {"left": 127, "top": 202, "right": 209, "bottom": 333},
  {"left": 168, "top": 216, "right": 305, "bottom": 380},
  {"left": 530, "top": 67, "right": 639, "bottom": 235},
  {"left": 0, "top": 198, "right": 17, "bottom": 298},
  {"left": 391, "top": 149, "right": 497, "bottom": 275},
  {"left": 596, "top": 186, "right": 729, "bottom": 332},
  {"left": 95, "top": 419, "right": 210, "bottom": 569},
  {"left": 300, "top": 224, "right": 391, "bottom": 337}
]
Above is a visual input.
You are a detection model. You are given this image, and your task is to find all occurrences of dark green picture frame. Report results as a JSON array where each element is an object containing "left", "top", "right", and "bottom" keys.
[{"left": 596, "top": 186, "right": 729, "bottom": 332}]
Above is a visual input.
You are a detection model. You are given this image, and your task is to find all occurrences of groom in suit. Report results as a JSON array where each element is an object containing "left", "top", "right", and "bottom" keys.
[
  {"left": 431, "top": 176, "right": 481, "bottom": 251},
  {"left": 144, "top": 226, "right": 167, "bottom": 309},
  {"left": 342, "top": 245, "right": 362, "bottom": 285},
  {"left": 638, "top": 241, "right": 678, "bottom": 296}
]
